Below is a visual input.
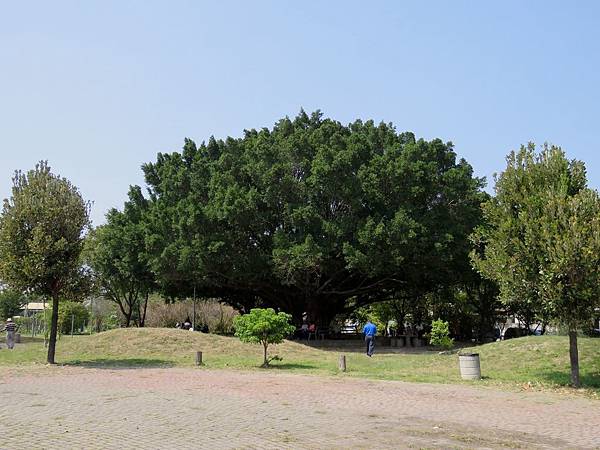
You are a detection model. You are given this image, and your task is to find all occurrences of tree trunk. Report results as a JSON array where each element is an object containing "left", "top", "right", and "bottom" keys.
[
  {"left": 262, "top": 341, "right": 268, "bottom": 367},
  {"left": 396, "top": 313, "right": 406, "bottom": 335},
  {"left": 569, "top": 329, "right": 581, "bottom": 388},
  {"left": 47, "top": 295, "right": 60, "bottom": 364},
  {"left": 114, "top": 297, "right": 132, "bottom": 328},
  {"left": 139, "top": 292, "right": 148, "bottom": 328},
  {"left": 306, "top": 297, "right": 339, "bottom": 329}
]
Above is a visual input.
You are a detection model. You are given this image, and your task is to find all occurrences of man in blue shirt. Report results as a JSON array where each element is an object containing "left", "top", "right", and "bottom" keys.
[{"left": 363, "top": 320, "right": 377, "bottom": 357}]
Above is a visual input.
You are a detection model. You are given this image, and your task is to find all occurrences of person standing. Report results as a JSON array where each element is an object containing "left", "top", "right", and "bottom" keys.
[
  {"left": 363, "top": 319, "right": 377, "bottom": 357},
  {"left": 3, "top": 318, "right": 19, "bottom": 350},
  {"left": 299, "top": 322, "right": 309, "bottom": 340}
]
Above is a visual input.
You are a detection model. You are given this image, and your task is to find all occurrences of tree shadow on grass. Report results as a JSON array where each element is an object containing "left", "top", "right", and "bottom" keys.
[
  {"left": 538, "top": 370, "right": 600, "bottom": 389},
  {"left": 291, "top": 338, "right": 431, "bottom": 354},
  {"left": 62, "top": 358, "right": 175, "bottom": 369},
  {"left": 265, "top": 362, "right": 320, "bottom": 371},
  {"left": 12, "top": 336, "right": 45, "bottom": 344},
  {"left": 304, "top": 346, "right": 429, "bottom": 355}
]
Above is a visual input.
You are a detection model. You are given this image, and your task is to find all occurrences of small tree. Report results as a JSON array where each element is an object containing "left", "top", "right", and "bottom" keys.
[
  {"left": 234, "top": 308, "right": 295, "bottom": 367},
  {"left": 429, "top": 318, "right": 453, "bottom": 349},
  {"left": 472, "top": 144, "right": 600, "bottom": 387},
  {"left": 0, "top": 162, "right": 90, "bottom": 363}
]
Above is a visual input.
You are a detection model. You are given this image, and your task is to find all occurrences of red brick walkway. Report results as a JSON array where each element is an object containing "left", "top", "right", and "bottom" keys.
[{"left": 1, "top": 368, "right": 598, "bottom": 449}]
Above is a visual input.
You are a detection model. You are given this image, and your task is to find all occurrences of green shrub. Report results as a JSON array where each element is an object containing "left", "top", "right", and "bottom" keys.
[
  {"left": 89, "top": 297, "right": 119, "bottom": 332},
  {"left": 0, "top": 290, "right": 26, "bottom": 319},
  {"left": 429, "top": 318, "right": 454, "bottom": 349},
  {"left": 349, "top": 305, "right": 386, "bottom": 333},
  {"left": 145, "top": 298, "right": 237, "bottom": 333},
  {"left": 43, "top": 301, "right": 89, "bottom": 335}
]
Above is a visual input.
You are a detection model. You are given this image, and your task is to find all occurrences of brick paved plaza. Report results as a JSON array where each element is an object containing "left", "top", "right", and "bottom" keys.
[{"left": 0, "top": 367, "right": 598, "bottom": 449}]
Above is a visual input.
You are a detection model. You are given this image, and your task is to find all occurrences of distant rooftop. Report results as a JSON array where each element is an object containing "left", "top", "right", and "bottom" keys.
[{"left": 23, "top": 302, "right": 48, "bottom": 311}]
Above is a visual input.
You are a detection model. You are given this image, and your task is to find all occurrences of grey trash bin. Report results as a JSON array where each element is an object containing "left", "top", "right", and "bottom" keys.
[{"left": 459, "top": 353, "right": 481, "bottom": 380}]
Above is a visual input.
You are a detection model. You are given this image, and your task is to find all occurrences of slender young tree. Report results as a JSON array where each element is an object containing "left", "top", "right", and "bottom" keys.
[
  {"left": 234, "top": 308, "right": 296, "bottom": 367},
  {"left": 472, "top": 144, "right": 600, "bottom": 387},
  {"left": 86, "top": 186, "right": 155, "bottom": 327},
  {"left": 0, "top": 162, "right": 90, "bottom": 364}
]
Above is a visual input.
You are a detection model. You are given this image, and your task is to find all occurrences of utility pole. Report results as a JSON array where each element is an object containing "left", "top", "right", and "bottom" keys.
[
  {"left": 192, "top": 285, "right": 196, "bottom": 331},
  {"left": 90, "top": 296, "right": 94, "bottom": 334}
]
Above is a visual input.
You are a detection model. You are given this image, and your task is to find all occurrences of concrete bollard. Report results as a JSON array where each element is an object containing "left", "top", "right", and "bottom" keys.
[
  {"left": 195, "top": 351, "right": 203, "bottom": 366},
  {"left": 338, "top": 354, "right": 346, "bottom": 372}
]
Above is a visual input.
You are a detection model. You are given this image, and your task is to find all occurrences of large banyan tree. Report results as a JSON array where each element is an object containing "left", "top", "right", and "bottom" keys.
[{"left": 137, "top": 111, "right": 485, "bottom": 324}]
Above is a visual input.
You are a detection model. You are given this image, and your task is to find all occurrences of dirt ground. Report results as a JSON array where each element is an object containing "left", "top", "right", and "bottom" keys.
[{"left": 0, "top": 367, "right": 598, "bottom": 449}]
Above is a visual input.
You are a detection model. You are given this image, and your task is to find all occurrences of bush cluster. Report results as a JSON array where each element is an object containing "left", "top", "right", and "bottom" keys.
[
  {"left": 429, "top": 319, "right": 454, "bottom": 349},
  {"left": 145, "top": 299, "right": 237, "bottom": 334}
]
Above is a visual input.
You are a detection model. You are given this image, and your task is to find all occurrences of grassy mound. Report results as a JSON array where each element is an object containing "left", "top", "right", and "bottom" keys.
[
  {"left": 63, "top": 327, "right": 327, "bottom": 367},
  {"left": 462, "top": 335, "right": 600, "bottom": 390},
  {"left": 1, "top": 329, "right": 599, "bottom": 395},
  {"left": 0, "top": 328, "right": 327, "bottom": 369}
]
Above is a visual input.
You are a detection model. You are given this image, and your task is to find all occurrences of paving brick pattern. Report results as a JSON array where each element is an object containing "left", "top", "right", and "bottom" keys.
[{"left": 0, "top": 367, "right": 598, "bottom": 449}]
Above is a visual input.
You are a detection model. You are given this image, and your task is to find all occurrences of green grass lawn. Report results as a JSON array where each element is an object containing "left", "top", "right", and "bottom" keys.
[{"left": 1, "top": 328, "right": 599, "bottom": 396}]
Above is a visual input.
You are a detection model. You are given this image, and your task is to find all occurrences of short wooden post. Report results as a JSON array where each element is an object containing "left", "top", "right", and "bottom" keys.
[
  {"left": 195, "top": 351, "right": 203, "bottom": 366},
  {"left": 338, "top": 354, "right": 346, "bottom": 372}
]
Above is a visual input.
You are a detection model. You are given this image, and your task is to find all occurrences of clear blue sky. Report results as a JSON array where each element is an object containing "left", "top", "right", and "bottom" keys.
[{"left": 2, "top": 1, "right": 599, "bottom": 226}]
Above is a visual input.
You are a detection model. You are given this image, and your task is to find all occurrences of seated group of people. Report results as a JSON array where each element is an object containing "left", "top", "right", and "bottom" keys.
[
  {"left": 297, "top": 322, "right": 316, "bottom": 340},
  {"left": 175, "top": 317, "right": 209, "bottom": 333},
  {"left": 176, "top": 317, "right": 193, "bottom": 330}
]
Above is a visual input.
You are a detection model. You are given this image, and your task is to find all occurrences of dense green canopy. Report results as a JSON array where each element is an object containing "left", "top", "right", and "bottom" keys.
[
  {"left": 0, "top": 161, "right": 90, "bottom": 363},
  {"left": 471, "top": 144, "right": 600, "bottom": 386},
  {"left": 136, "top": 111, "right": 485, "bottom": 323}
]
